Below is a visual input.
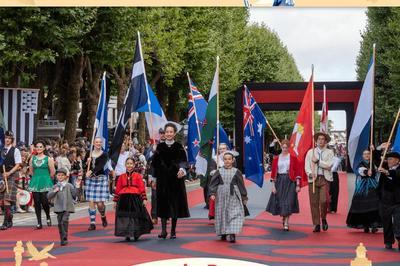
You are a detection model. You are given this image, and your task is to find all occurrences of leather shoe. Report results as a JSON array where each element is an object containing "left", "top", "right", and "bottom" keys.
[
  {"left": 322, "top": 219, "right": 328, "bottom": 231},
  {"left": 313, "top": 225, "right": 321, "bottom": 233}
]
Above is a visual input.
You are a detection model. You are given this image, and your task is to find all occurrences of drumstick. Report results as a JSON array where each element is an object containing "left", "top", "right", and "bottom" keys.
[{"left": 3, "top": 166, "right": 9, "bottom": 194}]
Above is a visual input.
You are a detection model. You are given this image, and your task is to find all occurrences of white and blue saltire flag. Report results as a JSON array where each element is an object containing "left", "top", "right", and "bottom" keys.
[
  {"left": 348, "top": 53, "right": 374, "bottom": 172},
  {"left": 109, "top": 34, "right": 149, "bottom": 166},
  {"left": 94, "top": 72, "right": 109, "bottom": 152}
]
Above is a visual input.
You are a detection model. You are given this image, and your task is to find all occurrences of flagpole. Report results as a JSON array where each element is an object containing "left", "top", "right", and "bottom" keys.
[
  {"left": 311, "top": 65, "right": 315, "bottom": 194},
  {"left": 370, "top": 43, "right": 376, "bottom": 170},
  {"left": 187, "top": 72, "right": 202, "bottom": 141},
  {"left": 87, "top": 71, "right": 106, "bottom": 173},
  {"left": 137, "top": 31, "right": 154, "bottom": 143},
  {"left": 378, "top": 107, "right": 400, "bottom": 169},
  {"left": 266, "top": 120, "right": 281, "bottom": 146},
  {"left": 216, "top": 56, "right": 220, "bottom": 168}
]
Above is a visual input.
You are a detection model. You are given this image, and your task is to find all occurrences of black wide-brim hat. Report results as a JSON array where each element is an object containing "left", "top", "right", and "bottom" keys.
[
  {"left": 313, "top": 132, "right": 331, "bottom": 143},
  {"left": 386, "top": 151, "right": 400, "bottom": 160}
]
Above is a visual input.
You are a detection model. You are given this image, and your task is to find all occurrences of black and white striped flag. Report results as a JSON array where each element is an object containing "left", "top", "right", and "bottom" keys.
[{"left": 0, "top": 88, "right": 39, "bottom": 146}]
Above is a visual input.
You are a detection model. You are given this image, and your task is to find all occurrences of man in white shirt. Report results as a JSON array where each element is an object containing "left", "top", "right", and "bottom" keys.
[
  {"left": 305, "top": 132, "right": 333, "bottom": 233},
  {"left": 0, "top": 131, "right": 22, "bottom": 230}
]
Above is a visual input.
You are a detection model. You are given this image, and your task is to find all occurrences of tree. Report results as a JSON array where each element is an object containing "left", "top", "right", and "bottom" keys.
[{"left": 356, "top": 8, "right": 400, "bottom": 142}]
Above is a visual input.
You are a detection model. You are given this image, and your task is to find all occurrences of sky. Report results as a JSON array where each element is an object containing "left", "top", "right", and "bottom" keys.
[{"left": 249, "top": 8, "right": 367, "bottom": 130}]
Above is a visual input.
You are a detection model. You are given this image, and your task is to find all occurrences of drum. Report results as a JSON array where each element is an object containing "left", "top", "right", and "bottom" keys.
[
  {"left": 0, "top": 180, "right": 5, "bottom": 193},
  {"left": 18, "top": 189, "right": 32, "bottom": 206}
]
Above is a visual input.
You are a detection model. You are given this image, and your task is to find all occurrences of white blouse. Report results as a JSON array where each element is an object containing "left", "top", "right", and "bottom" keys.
[{"left": 278, "top": 154, "right": 290, "bottom": 174}]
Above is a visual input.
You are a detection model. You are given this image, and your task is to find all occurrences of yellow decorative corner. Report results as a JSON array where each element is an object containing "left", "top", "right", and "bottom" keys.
[
  {"left": 350, "top": 243, "right": 372, "bottom": 266},
  {"left": 14, "top": 241, "right": 56, "bottom": 266},
  {"left": 13, "top": 241, "right": 24, "bottom": 266}
]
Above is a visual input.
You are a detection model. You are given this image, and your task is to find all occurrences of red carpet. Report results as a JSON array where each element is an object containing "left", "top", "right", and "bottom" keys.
[{"left": 1, "top": 173, "right": 400, "bottom": 266}]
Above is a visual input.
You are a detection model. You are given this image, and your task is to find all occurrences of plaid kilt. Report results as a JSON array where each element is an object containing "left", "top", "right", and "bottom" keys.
[
  {"left": 0, "top": 174, "right": 18, "bottom": 202},
  {"left": 85, "top": 174, "right": 109, "bottom": 202}
]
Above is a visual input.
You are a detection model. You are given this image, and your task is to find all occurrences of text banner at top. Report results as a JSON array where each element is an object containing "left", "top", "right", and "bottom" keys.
[{"left": 1, "top": 0, "right": 400, "bottom": 6}]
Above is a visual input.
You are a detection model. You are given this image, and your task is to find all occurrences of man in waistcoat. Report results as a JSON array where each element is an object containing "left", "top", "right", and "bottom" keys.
[{"left": 0, "top": 131, "right": 22, "bottom": 230}]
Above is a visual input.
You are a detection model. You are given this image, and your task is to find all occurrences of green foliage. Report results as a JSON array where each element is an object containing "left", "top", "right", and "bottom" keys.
[
  {"left": 0, "top": 7, "right": 302, "bottom": 138},
  {"left": 356, "top": 8, "right": 400, "bottom": 140}
]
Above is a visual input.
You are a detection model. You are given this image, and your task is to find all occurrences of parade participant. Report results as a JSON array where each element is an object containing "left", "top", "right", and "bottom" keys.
[
  {"left": 329, "top": 149, "right": 342, "bottom": 213},
  {"left": 113, "top": 157, "right": 153, "bottom": 242},
  {"left": 203, "top": 143, "right": 228, "bottom": 212},
  {"left": 378, "top": 151, "right": 400, "bottom": 250},
  {"left": 0, "top": 131, "right": 22, "bottom": 230},
  {"left": 149, "top": 128, "right": 166, "bottom": 225},
  {"left": 85, "top": 137, "right": 109, "bottom": 231},
  {"left": 305, "top": 132, "right": 333, "bottom": 232},
  {"left": 29, "top": 139, "right": 56, "bottom": 229},
  {"left": 266, "top": 139, "right": 301, "bottom": 231},
  {"left": 47, "top": 168, "right": 76, "bottom": 246},
  {"left": 151, "top": 123, "right": 189, "bottom": 239},
  {"left": 113, "top": 142, "right": 130, "bottom": 194},
  {"left": 209, "top": 151, "right": 247, "bottom": 243},
  {"left": 346, "top": 149, "right": 381, "bottom": 233}
]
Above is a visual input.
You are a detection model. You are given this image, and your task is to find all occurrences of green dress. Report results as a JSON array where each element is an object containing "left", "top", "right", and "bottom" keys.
[{"left": 28, "top": 156, "right": 54, "bottom": 192}]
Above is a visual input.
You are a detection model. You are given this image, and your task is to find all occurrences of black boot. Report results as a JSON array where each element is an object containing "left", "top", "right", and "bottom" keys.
[
  {"left": 170, "top": 218, "right": 177, "bottom": 239},
  {"left": 0, "top": 206, "right": 12, "bottom": 230},
  {"left": 158, "top": 218, "right": 167, "bottom": 239},
  {"left": 322, "top": 219, "right": 328, "bottom": 231}
]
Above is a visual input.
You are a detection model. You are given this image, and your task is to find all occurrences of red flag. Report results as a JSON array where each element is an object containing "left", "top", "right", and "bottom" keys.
[
  {"left": 320, "top": 85, "right": 328, "bottom": 133},
  {"left": 289, "top": 73, "right": 314, "bottom": 186}
]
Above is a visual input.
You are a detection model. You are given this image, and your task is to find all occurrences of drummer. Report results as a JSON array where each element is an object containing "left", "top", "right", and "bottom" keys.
[{"left": 0, "top": 131, "right": 22, "bottom": 230}]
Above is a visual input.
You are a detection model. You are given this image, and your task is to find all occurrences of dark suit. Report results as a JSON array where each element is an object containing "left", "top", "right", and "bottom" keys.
[{"left": 378, "top": 165, "right": 400, "bottom": 245}]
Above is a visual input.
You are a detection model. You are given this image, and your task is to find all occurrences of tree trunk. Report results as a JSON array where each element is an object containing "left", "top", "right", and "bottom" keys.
[
  {"left": 64, "top": 54, "right": 85, "bottom": 143},
  {"left": 138, "top": 112, "right": 146, "bottom": 144},
  {"left": 84, "top": 57, "right": 102, "bottom": 140},
  {"left": 167, "top": 85, "right": 179, "bottom": 122},
  {"left": 109, "top": 65, "right": 128, "bottom": 116},
  {"left": 41, "top": 59, "right": 64, "bottom": 119}
]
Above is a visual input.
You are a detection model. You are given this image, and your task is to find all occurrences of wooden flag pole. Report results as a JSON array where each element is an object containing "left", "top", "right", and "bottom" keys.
[
  {"left": 216, "top": 56, "right": 220, "bottom": 168},
  {"left": 378, "top": 107, "right": 400, "bottom": 169},
  {"left": 138, "top": 31, "right": 154, "bottom": 144},
  {"left": 370, "top": 43, "right": 376, "bottom": 170},
  {"left": 311, "top": 65, "right": 316, "bottom": 194},
  {"left": 266, "top": 120, "right": 281, "bottom": 146},
  {"left": 3, "top": 165, "right": 8, "bottom": 194}
]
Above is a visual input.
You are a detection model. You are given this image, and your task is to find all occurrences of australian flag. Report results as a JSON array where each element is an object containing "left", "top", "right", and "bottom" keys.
[
  {"left": 187, "top": 77, "right": 207, "bottom": 164},
  {"left": 243, "top": 85, "right": 266, "bottom": 187},
  {"left": 109, "top": 35, "right": 148, "bottom": 166}
]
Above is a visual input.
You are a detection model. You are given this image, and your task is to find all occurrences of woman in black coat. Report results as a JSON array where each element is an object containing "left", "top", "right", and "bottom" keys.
[{"left": 151, "top": 123, "right": 190, "bottom": 239}]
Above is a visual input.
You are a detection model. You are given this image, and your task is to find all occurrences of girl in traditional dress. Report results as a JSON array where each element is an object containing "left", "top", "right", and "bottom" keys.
[
  {"left": 209, "top": 151, "right": 248, "bottom": 243},
  {"left": 346, "top": 149, "right": 382, "bottom": 233},
  {"left": 113, "top": 157, "right": 153, "bottom": 241},
  {"left": 266, "top": 139, "right": 300, "bottom": 231},
  {"left": 151, "top": 123, "right": 190, "bottom": 239},
  {"left": 29, "top": 140, "right": 56, "bottom": 229},
  {"left": 85, "top": 137, "right": 109, "bottom": 231}
]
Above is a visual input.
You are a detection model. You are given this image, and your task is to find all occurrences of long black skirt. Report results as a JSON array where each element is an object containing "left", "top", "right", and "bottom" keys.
[
  {"left": 115, "top": 194, "right": 154, "bottom": 238},
  {"left": 346, "top": 188, "right": 382, "bottom": 229},
  {"left": 266, "top": 173, "right": 299, "bottom": 217}
]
